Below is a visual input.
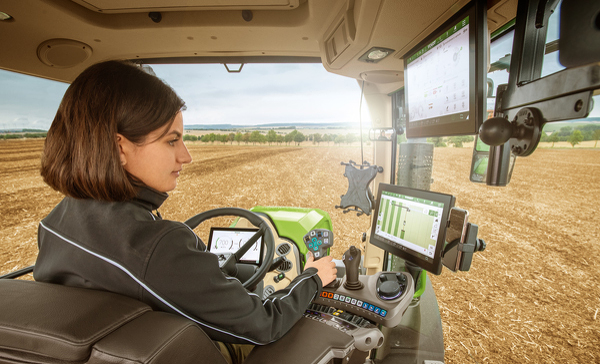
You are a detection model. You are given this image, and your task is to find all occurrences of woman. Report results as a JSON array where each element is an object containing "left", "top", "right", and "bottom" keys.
[{"left": 34, "top": 60, "right": 337, "bottom": 363}]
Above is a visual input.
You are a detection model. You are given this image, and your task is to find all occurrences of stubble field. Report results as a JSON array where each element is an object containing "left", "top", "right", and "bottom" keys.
[{"left": 0, "top": 138, "right": 599, "bottom": 363}]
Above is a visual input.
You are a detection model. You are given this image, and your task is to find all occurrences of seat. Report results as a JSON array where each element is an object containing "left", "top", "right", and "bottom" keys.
[{"left": 0, "top": 279, "right": 228, "bottom": 364}]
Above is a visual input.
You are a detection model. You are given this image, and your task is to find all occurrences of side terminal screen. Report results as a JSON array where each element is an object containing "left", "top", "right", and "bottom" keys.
[
  {"left": 403, "top": 0, "right": 486, "bottom": 138},
  {"left": 369, "top": 184, "right": 454, "bottom": 274}
]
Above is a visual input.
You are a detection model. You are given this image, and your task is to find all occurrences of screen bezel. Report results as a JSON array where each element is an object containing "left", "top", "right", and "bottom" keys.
[
  {"left": 207, "top": 227, "right": 263, "bottom": 265},
  {"left": 369, "top": 184, "right": 455, "bottom": 275},
  {"left": 403, "top": 0, "right": 487, "bottom": 138}
]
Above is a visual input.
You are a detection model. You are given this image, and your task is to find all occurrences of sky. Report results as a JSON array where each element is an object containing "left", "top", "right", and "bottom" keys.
[{"left": 0, "top": 63, "right": 366, "bottom": 131}]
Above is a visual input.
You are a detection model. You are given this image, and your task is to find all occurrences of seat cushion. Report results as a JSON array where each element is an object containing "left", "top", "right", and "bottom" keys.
[
  {"left": 0, "top": 280, "right": 150, "bottom": 362},
  {"left": 88, "top": 311, "right": 228, "bottom": 364}
]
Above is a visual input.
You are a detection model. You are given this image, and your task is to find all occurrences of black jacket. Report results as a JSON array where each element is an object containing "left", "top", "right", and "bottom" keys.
[{"left": 34, "top": 187, "right": 322, "bottom": 345}]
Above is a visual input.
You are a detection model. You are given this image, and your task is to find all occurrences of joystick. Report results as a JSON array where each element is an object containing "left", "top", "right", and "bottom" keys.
[
  {"left": 342, "top": 246, "right": 364, "bottom": 290},
  {"left": 302, "top": 229, "right": 333, "bottom": 260},
  {"left": 376, "top": 272, "right": 407, "bottom": 300}
]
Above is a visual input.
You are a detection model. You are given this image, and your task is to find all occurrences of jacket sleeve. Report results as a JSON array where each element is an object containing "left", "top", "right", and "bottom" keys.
[{"left": 141, "top": 224, "right": 322, "bottom": 345}]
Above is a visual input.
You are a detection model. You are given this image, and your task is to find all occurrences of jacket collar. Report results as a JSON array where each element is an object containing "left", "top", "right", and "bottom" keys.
[{"left": 134, "top": 186, "right": 168, "bottom": 211}]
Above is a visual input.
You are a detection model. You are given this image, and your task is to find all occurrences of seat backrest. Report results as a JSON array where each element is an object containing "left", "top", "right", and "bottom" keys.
[{"left": 0, "top": 279, "right": 227, "bottom": 364}]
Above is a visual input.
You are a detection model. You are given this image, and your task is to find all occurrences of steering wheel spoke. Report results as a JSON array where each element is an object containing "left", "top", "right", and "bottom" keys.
[{"left": 184, "top": 208, "right": 275, "bottom": 289}]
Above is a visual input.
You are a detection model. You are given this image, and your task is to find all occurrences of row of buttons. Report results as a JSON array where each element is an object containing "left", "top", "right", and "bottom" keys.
[
  {"left": 311, "top": 230, "right": 329, "bottom": 238},
  {"left": 319, "top": 291, "right": 388, "bottom": 318},
  {"left": 307, "top": 304, "right": 373, "bottom": 329}
]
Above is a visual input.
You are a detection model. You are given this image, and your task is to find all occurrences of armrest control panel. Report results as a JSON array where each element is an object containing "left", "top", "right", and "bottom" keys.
[{"left": 312, "top": 272, "right": 414, "bottom": 328}]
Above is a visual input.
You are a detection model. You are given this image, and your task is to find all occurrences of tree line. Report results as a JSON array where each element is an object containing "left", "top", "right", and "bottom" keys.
[
  {"left": 0, "top": 132, "right": 47, "bottom": 140},
  {"left": 426, "top": 135, "right": 475, "bottom": 148},
  {"left": 183, "top": 129, "right": 366, "bottom": 146},
  {"left": 541, "top": 125, "right": 600, "bottom": 148}
]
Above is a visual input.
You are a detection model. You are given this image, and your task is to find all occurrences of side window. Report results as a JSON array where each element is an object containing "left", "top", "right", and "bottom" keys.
[
  {"left": 485, "top": 2, "right": 599, "bottom": 148},
  {"left": 0, "top": 69, "right": 67, "bottom": 134},
  {"left": 486, "top": 28, "right": 515, "bottom": 118},
  {"left": 541, "top": 2, "right": 563, "bottom": 77},
  {"left": 540, "top": 1, "right": 600, "bottom": 145}
]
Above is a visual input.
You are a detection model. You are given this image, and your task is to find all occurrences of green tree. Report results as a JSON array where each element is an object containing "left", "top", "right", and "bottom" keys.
[
  {"left": 183, "top": 134, "right": 193, "bottom": 141},
  {"left": 313, "top": 133, "right": 322, "bottom": 145},
  {"left": 447, "top": 135, "right": 472, "bottom": 148},
  {"left": 345, "top": 133, "right": 357, "bottom": 145},
  {"left": 558, "top": 126, "right": 573, "bottom": 137},
  {"left": 234, "top": 132, "right": 243, "bottom": 145},
  {"left": 427, "top": 137, "right": 447, "bottom": 147},
  {"left": 250, "top": 130, "right": 262, "bottom": 145},
  {"left": 593, "top": 129, "right": 600, "bottom": 148},
  {"left": 242, "top": 132, "right": 250, "bottom": 144},
  {"left": 334, "top": 134, "right": 345, "bottom": 145},
  {"left": 322, "top": 134, "right": 331, "bottom": 145},
  {"left": 284, "top": 130, "right": 298, "bottom": 145},
  {"left": 266, "top": 129, "right": 277, "bottom": 145},
  {"left": 293, "top": 131, "right": 305, "bottom": 145},
  {"left": 568, "top": 130, "right": 583, "bottom": 147},
  {"left": 276, "top": 134, "right": 284, "bottom": 145},
  {"left": 229, "top": 133, "right": 235, "bottom": 145},
  {"left": 548, "top": 133, "right": 559, "bottom": 147},
  {"left": 220, "top": 134, "right": 228, "bottom": 144}
]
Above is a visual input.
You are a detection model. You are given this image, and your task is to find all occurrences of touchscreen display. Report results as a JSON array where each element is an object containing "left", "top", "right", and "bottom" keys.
[
  {"left": 374, "top": 191, "right": 445, "bottom": 260},
  {"left": 406, "top": 15, "right": 470, "bottom": 127},
  {"left": 207, "top": 228, "right": 262, "bottom": 264},
  {"left": 369, "top": 183, "right": 454, "bottom": 275}
]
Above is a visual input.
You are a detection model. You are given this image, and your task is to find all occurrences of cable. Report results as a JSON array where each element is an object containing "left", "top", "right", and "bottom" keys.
[{"left": 359, "top": 79, "right": 365, "bottom": 166}]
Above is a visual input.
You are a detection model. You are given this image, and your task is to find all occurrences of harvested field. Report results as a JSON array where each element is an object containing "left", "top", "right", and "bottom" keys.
[{"left": 0, "top": 138, "right": 599, "bottom": 363}]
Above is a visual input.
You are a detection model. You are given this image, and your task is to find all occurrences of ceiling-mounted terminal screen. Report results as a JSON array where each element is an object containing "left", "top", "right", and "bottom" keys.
[
  {"left": 370, "top": 184, "right": 454, "bottom": 274},
  {"left": 403, "top": 0, "right": 487, "bottom": 138}
]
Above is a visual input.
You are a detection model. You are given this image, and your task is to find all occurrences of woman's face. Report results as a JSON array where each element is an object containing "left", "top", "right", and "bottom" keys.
[{"left": 118, "top": 111, "right": 192, "bottom": 193}]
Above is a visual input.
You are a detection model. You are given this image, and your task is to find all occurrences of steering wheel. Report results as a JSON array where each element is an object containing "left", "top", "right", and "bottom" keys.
[{"left": 184, "top": 208, "right": 275, "bottom": 290}]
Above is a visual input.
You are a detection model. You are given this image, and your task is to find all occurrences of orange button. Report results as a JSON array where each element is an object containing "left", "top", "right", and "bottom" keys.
[{"left": 327, "top": 292, "right": 334, "bottom": 299}]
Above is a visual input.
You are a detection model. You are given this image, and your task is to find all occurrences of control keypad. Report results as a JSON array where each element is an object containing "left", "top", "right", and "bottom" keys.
[{"left": 303, "top": 229, "right": 333, "bottom": 260}]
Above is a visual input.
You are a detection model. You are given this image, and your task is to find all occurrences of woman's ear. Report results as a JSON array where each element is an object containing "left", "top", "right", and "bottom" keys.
[{"left": 116, "top": 133, "right": 130, "bottom": 166}]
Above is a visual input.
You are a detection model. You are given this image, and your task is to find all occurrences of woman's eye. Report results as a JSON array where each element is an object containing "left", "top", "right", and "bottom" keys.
[{"left": 169, "top": 139, "right": 179, "bottom": 146}]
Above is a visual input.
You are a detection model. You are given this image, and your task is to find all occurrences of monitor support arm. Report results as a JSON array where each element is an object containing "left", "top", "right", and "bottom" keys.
[{"left": 478, "top": 0, "right": 600, "bottom": 186}]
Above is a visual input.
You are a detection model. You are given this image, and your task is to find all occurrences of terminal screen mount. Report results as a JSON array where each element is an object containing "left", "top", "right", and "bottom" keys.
[{"left": 369, "top": 184, "right": 455, "bottom": 275}]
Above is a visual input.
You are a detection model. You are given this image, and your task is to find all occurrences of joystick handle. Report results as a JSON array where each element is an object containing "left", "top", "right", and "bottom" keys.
[{"left": 342, "top": 246, "right": 364, "bottom": 290}]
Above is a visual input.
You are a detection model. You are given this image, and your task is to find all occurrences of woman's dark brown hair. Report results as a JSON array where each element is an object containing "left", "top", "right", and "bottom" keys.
[{"left": 41, "top": 60, "right": 185, "bottom": 201}]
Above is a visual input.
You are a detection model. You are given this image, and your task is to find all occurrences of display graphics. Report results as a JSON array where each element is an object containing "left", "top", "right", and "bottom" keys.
[
  {"left": 406, "top": 15, "right": 470, "bottom": 126},
  {"left": 208, "top": 228, "right": 262, "bottom": 264},
  {"left": 374, "top": 191, "right": 444, "bottom": 259}
]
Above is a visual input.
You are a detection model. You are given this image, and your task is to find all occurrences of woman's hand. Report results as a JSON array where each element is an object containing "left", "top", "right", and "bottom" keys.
[{"left": 304, "top": 252, "right": 337, "bottom": 286}]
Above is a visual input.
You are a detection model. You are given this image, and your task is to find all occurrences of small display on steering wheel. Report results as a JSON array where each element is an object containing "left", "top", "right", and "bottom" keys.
[{"left": 208, "top": 227, "right": 263, "bottom": 264}]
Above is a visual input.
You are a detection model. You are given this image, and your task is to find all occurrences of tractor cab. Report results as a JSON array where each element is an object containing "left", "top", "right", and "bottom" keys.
[{"left": 1, "top": 0, "right": 599, "bottom": 363}]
